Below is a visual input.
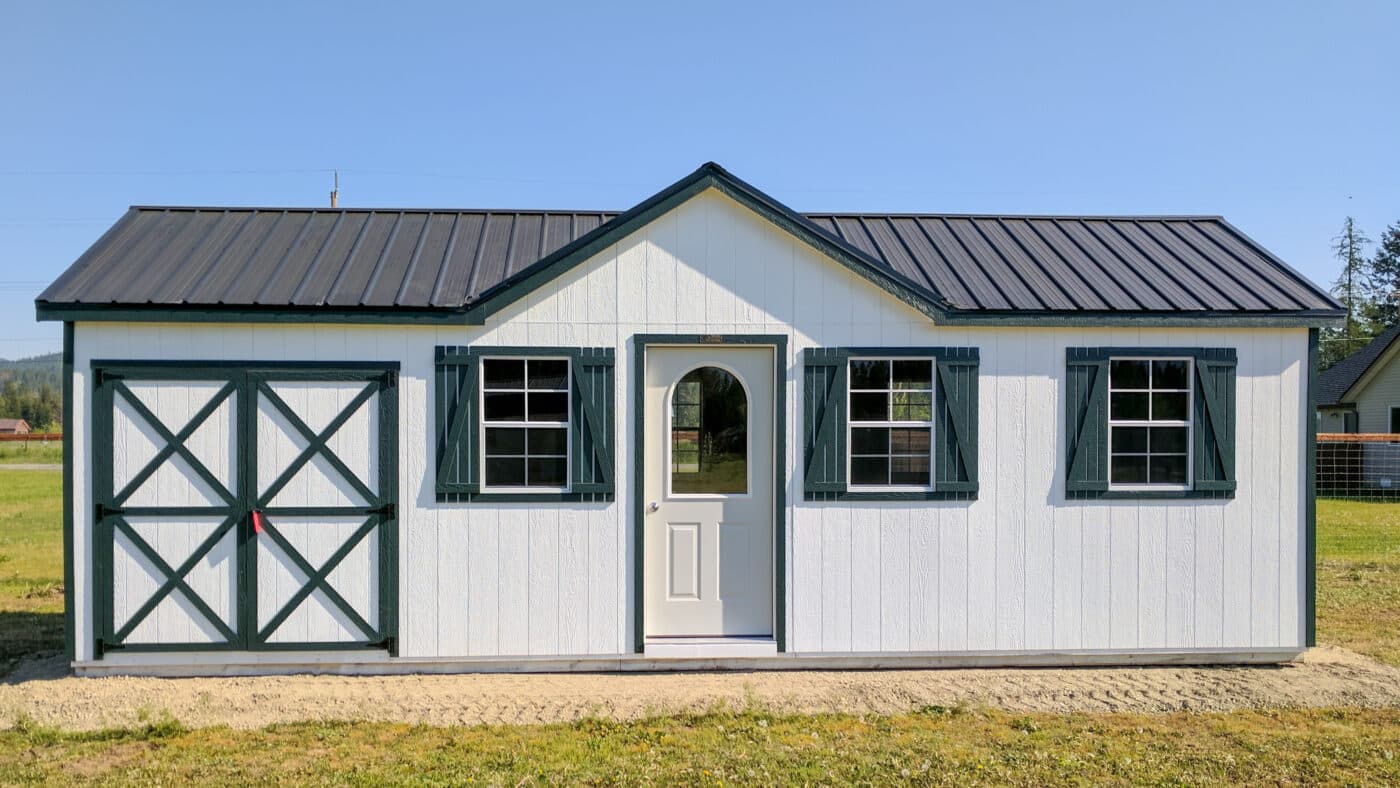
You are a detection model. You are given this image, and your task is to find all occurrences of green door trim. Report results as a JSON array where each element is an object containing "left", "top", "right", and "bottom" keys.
[
  {"left": 631, "top": 334, "right": 789, "bottom": 654},
  {"left": 90, "top": 360, "right": 399, "bottom": 656}
]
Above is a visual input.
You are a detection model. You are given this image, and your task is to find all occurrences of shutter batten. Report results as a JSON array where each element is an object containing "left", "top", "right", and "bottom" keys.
[
  {"left": 569, "top": 347, "right": 617, "bottom": 498},
  {"left": 435, "top": 346, "right": 480, "bottom": 497},
  {"left": 933, "top": 349, "right": 979, "bottom": 495},
  {"left": 1192, "top": 350, "right": 1237, "bottom": 494},
  {"left": 1065, "top": 350, "right": 1110, "bottom": 494},
  {"left": 803, "top": 347, "right": 849, "bottom": 499}
]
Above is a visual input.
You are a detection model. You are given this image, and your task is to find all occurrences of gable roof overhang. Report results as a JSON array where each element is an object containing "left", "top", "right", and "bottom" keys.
[
  {"left": 459, "top": 162, "right": 952, "bottom": 325},
  {"left": 35, "top": 162, "right": 1344, "bottom": 328}
]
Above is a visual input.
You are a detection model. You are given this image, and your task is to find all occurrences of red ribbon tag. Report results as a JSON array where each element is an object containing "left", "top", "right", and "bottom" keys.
[{"left": 252, "top": 510, "right": 265, "bottom": 534}]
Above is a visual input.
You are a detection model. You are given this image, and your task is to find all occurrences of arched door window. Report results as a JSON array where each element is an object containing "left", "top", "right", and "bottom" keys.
[{"left": 671, "top": 367, "right": 748, "bottom": 493}]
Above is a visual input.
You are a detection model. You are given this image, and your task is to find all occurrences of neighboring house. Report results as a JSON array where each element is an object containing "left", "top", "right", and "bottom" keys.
[
  {"left": 0, "top": 418, "right": 31, "bottom": 434},
  {"left": 35, "top": 162, "right": 1343, "bottom": 677},
  {"left": 1317, "top": 325, "right": 1400, "bottom": 433}
]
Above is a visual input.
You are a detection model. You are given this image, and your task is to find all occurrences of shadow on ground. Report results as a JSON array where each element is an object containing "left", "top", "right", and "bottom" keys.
[{"left": 0, "top": 611, "right": 62, "bottom": 678}]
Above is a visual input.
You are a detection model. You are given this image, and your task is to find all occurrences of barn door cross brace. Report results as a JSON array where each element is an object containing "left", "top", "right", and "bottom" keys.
[
  {"left": 110, "top": 515, "right": 240, "bottom": 643},
  {"left": 111, "top": 381, "right": 238, "bottom": 507},
  {"left": 254, "top": 380, "right": 379, "bottom": 507},
  {"left": 253, "top": 513, "right": 381, "bottom": 643}
]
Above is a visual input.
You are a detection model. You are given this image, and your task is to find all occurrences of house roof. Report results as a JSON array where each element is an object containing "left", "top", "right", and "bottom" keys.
[
  {"left": 1317, "top": 324, "right": 1400, "bottom": 406},
  {"left": 0, "top": 418, "right": 30, "bottom": 431},
  {"left": 36, "top": 162, "right": 1342, "bottom": 326}
]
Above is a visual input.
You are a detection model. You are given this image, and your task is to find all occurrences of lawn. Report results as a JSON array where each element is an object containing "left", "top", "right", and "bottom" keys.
[
  {"left": 0, "top": 441, "right": 62, "bottom": 465},
  {"left": 3, "top": 708, "right": 1399, "bottom": 785},
  {"left": 1, "top": 471, "right": 1397, "bottom": 783},
  {"left": 0, "top": 469, "right": 63, "bottom": 673},
  {"left": 1316, "top": 499, "right": 1400, "bottom": 666}
]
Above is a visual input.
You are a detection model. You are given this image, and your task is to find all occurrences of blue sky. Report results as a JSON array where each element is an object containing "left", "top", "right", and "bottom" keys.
[{"left": 1, "top": 1, "right": 1396, "bottom": 358}]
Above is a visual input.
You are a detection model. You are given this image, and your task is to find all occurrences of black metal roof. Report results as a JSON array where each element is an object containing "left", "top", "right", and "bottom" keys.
[
  {"left": 1317, "top": 324, "right": 1400, "bottom": 406},
  {"left": 36, "top": 163, "right": 1341, "bottom": 322}
]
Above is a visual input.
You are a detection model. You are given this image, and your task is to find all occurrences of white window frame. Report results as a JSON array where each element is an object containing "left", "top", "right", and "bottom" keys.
[
  {"left": 479, "top": 355, "right": 571, "bottom": 493},
  {"left": 846, "top": 356, "right": 936, "bottom": 493},
  {"left": 1106, "top": 355, "right": 1193, "bottom": 491}
]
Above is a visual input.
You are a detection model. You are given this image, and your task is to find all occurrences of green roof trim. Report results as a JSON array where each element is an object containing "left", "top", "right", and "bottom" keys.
[{"left": 462, "top": 162, "right": 952, "bottom": 325}]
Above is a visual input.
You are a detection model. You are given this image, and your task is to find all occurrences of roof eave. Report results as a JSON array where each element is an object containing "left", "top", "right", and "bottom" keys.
[
  {"left": 35, "top": 301, "right": 473, "bottom": 326},
  {"left": 934, "top": 308, "right": 1345, "bottom": 328}
]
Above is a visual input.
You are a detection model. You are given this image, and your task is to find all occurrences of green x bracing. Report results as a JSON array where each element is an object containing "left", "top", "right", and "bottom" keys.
[{"left": 91, "top": 361, "right": 399, "bottom": 657}]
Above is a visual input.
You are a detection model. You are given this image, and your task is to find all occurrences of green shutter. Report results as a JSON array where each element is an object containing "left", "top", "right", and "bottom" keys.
[
  {"left": 570, "top": 347, "right": 616, "bottom": 500},
  {"left": 1065, "top": 348, "right": 1110, "bottom": 495},
  {"left": 933, "top": 348, "right": 979, "bottom": 495},
  {"left": 1193, "top": 349, "right": 1237, "bottom": 495},
  {"left": 435, "top": 346, "right": 480, "bottom": 499},
  {"left": 803, "top": 347, "right": 848, "bottom": 499}
]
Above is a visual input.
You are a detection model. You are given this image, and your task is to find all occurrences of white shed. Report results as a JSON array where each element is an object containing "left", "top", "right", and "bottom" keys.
[{"left": 36, "top": 163, "right": 1342, "bottom": 676}]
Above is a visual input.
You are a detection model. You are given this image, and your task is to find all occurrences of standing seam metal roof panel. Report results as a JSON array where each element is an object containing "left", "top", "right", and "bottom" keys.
[{"left": 36, "top": 204, "right": 1341, "bottom": 316}]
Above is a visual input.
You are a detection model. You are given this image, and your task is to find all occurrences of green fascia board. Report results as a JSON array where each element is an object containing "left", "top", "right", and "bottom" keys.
[
  {"left": 462, "top": 162, "right": 952, "bottom": 325},
  {"left": 632, "top": 333, "right": 789, "bottom": 653},
  {"left": 37, "top": 302, "right": 471, "bottom": 325},
  {"left": 938, "top": 310, "right": 1343, "bottom": 328}
]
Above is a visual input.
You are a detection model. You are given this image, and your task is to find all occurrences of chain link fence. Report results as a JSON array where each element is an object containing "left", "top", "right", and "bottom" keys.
[{"left": 1317, "top": 433, "right": 1400, "bottom": 500}]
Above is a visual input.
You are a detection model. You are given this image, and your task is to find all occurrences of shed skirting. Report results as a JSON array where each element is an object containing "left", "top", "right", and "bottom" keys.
[{"left": 74, "top": 648, "right": 1304, "bottom": 678}]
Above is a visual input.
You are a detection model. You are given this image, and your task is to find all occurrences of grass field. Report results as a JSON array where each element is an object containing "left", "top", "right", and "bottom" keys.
[
  {"left": 3, "top": 708, "right": 1399, "bottom": 784},
  {"left": 0, "top": 469, "right": 63, "bottom": 672},
  {"left": 0, "top": 441, "right": 62, "bottom": 465},
  {"left": 1316, "top": 499, "right": 1400, "bottom": 666},
  {"left": 1, "top": 468, "right": 1397, "bottom": 783}
]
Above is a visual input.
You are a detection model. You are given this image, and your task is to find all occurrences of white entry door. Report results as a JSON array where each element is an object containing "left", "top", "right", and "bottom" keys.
[{"left": 644, "top": 346, "right": 774, "bottom": 638}]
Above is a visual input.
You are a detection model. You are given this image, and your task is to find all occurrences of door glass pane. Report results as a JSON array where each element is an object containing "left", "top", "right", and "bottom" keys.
[{"left": 671, "top": 366, "right": 748, "bottom": 494}]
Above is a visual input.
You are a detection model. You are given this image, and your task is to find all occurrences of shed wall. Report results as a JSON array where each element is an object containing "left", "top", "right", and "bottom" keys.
[{"left": 70, "top": 189, "right": 1310, "bottom": 663}]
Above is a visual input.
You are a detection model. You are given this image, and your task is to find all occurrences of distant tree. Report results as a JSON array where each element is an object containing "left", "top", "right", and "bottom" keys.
[
  {"left": 1368, "top": 221, "right": 1400, "bottom": 328},
  {"left": 1323, "top": 217, "right": 1376, "bottom": 369}
]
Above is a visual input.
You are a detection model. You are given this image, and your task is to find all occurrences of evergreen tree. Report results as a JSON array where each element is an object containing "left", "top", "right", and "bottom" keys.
[
  {"left": 1323, "top": 217, "right": 1376, "bottom": 368},
  {"left": 1369, "top": 221, "right": 1400, "bottom": 328}
]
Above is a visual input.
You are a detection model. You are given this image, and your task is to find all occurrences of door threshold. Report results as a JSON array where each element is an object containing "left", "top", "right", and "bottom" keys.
[{"left": 644, "top": 636, "right": 778, "bottom": 658}]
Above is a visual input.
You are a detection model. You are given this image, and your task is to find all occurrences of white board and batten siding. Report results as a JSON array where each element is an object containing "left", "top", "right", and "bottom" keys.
[{"left": 70, "top": 188, "right": 1310, "bottom": 663}]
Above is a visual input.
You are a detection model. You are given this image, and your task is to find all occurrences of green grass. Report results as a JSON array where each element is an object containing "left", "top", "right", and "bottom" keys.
[
  {"left": 0, "top": 469, "right": 64, "bottom": 671},
  {"left": 0, "top": 441, "right": 62, "bottom": 465},
  {"left": 3, "top": 708, "right": 1400, "bottom": 785},
  {"left": 1317, "top": 499, "right": 1400, "bottom": 666}
]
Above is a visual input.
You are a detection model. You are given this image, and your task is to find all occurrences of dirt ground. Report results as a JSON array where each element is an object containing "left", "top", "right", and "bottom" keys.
[{"left": 3, "top": 646, "right": 1399, "bottom": 731}]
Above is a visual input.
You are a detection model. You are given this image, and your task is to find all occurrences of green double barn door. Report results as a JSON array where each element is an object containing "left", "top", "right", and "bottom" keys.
[{"left": 92, "top": 362, "right": 398, "bottom": 656}]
